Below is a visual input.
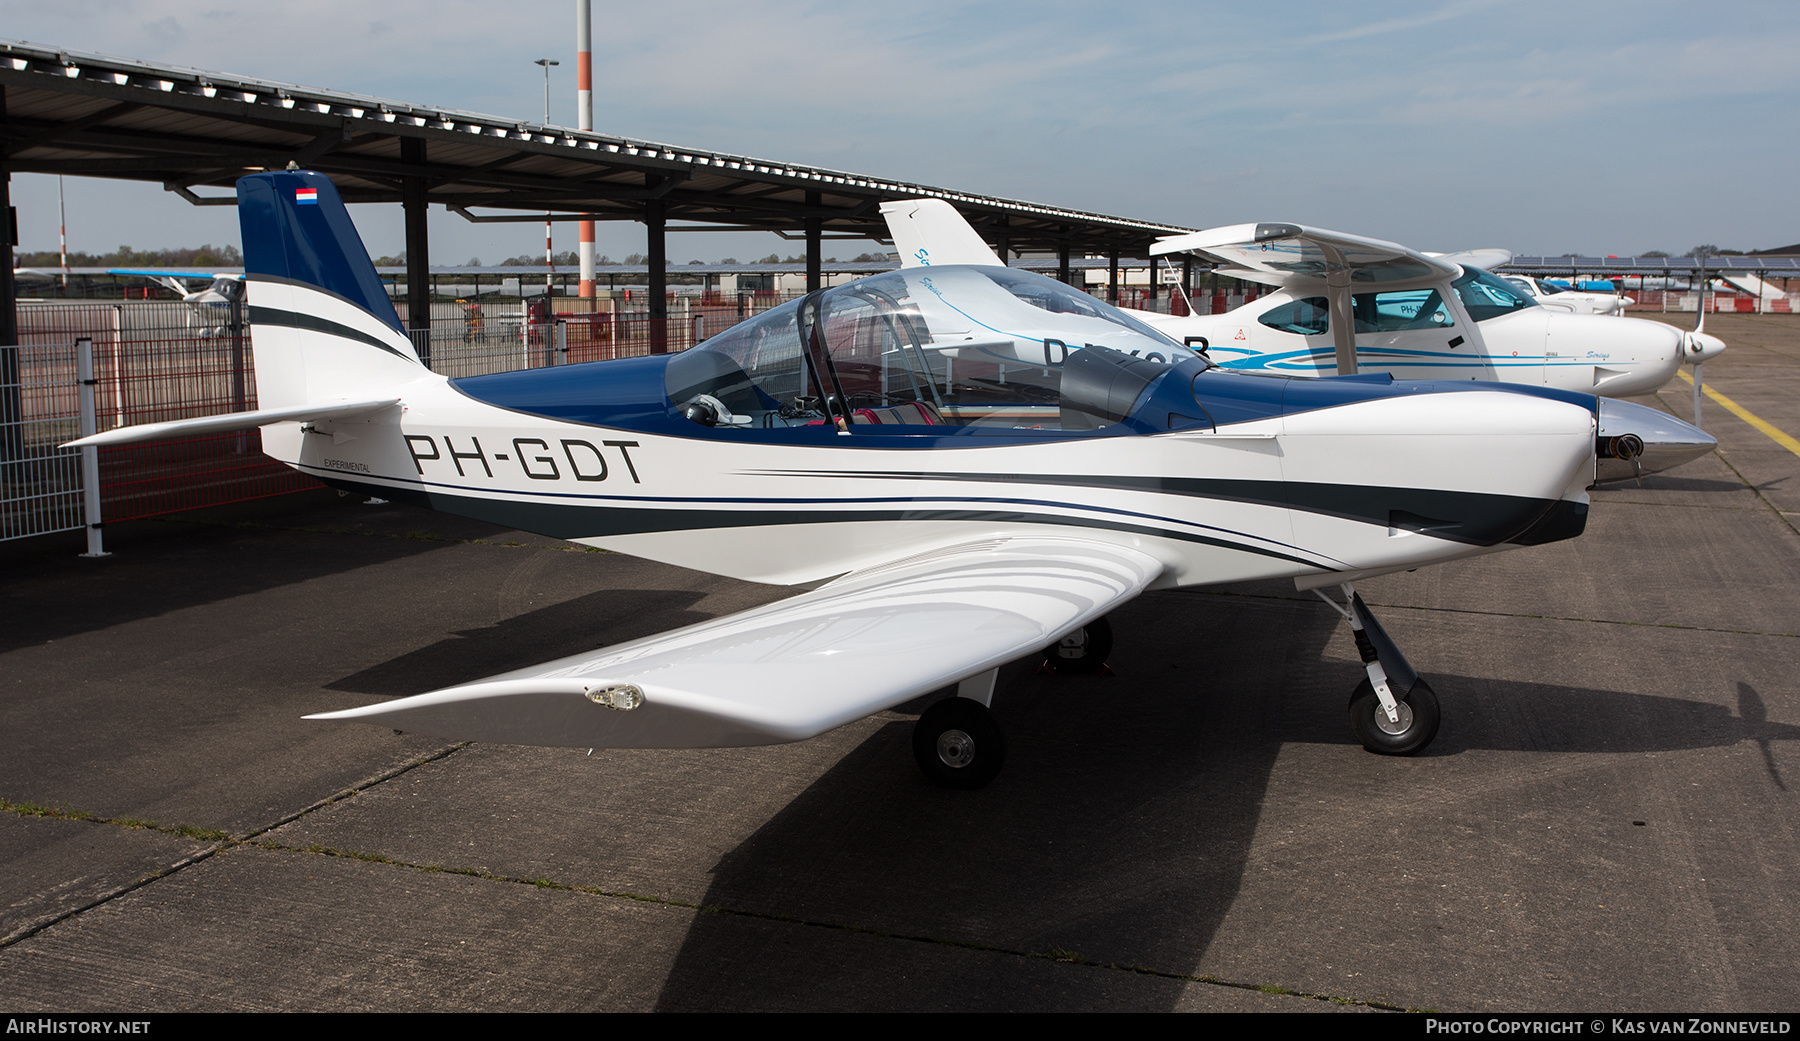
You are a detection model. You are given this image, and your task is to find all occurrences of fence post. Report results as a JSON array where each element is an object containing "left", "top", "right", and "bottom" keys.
[
  {"left": 230, "top": 285, "right": 248, "bottom": 454},
  {"left": 76, "top": 337, "right": 108, "bottom": 558},
  {"left": 554, "top": 318, "right": 567, "bottom": 366},
  {"left": 692, "top": 311, "right": 704, "bottom": 347}
]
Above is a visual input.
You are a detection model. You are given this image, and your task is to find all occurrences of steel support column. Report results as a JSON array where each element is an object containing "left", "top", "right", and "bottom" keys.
[
  {"left": 647, "top": 198, "right": 668, "bottom": 354},
  {"left": 1, "top": 84, "right": 21, "bottom": 464},
  {"left": 401, "top": 137, "right": 431, "bottom": 364},
  {"left": 1058, "top": 237, "right": 1071, "bottom": 285},
  {"left": 1108, "top": 252, "right": 1120, "bottom": 305},
  {"left": 805, "top": 191, "right": 822, "bottom": 293}
]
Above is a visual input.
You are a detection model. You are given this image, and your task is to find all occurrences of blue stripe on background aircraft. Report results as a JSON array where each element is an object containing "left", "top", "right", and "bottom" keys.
[
  {"left": 883, "top": 200, "right": 1717, "bottom": 484},
  {"left": 72, "top": 172, "right": 1629, "bottom": 787}
]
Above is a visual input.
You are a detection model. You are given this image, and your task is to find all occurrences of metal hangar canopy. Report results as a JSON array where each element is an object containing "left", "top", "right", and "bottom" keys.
[{"left": 0, "top": 39, "right": 1193, "bottom": 257}]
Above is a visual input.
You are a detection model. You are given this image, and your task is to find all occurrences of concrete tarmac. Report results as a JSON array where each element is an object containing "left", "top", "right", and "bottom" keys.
[{"left": 3, "top": 315, "right": 1797, "bottom": 1012}]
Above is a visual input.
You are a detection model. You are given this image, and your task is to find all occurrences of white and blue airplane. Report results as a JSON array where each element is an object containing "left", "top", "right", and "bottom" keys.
[
  {"left": 1500, "top": 271, "right": 1632, "bottom": 317},
  {"left": 884, "top": 202, "right": 1719, "bottom": 481},
  {"left": 108, "top": 268, "right": 247, "bottom": 337},
  {"left": 70, "top": 172, "right": 1610, "bottom": 787}
]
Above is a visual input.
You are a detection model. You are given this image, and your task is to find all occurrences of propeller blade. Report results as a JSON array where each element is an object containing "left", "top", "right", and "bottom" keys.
[
  {"left": 1694, "top": 257, "right": 1708, "bottom": 336},
  {"left": 1693, "top": 362, "right": 1704, "bottom": 428}
]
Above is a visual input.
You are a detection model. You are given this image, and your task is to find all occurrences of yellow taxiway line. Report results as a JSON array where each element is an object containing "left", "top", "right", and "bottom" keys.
[{"left": 1678, "top": 369, "right": 1800, "bottom": 459}]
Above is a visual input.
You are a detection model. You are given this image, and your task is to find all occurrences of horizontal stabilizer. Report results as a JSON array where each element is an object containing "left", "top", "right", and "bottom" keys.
[
  {"left": 1151, "top": 222, "right": 1459, "bottom": 286},
  {"left": 62, "top": 398, "right": 399, "bottom": 449},
  {"left": 882, "top": 199, "right": 1005, "bottom": 268},
  {"left": 307, "top": 537, "right": 1163, "bottom": 749}
]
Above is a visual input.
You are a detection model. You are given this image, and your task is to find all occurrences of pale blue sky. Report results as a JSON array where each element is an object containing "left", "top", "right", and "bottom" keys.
[{"left": 7, "top": 0, "right": 1797, "bottom": 263}]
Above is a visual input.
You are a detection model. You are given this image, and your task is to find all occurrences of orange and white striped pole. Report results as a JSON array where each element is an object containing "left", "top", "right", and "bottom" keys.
[{"left": 577, "top": 0, "right": 595, "bottom": 299}]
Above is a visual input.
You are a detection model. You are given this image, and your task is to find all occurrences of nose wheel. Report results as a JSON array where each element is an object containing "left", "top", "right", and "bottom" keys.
[
  {"left": 1315, "top": 583, "right": 1442, "bottom": 757},
  {"left": 1348, "top": 676, "right": 1440, "bottom": 756},
  {"left": 913, "top": 696, "right": 1006, "bottom": 789}
]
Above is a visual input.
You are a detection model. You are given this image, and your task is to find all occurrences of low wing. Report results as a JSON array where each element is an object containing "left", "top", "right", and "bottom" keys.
[
  {"left": 307, "top": 537, "right": 1164, "bottom": 749},
  {"left": 881, "top": 198, "right": 1005, "bottom": 268},
  {"left": 1150, "top": 222, "right": 1459, "bottom": 287},
  {"left": 62, "top": 398, "right": 399, "bottom": 449}
]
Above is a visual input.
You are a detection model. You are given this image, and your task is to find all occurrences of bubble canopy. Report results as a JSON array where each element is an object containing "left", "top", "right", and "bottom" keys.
[{"left": 665, "top": 266, "right": 1202, "bottom": 434}]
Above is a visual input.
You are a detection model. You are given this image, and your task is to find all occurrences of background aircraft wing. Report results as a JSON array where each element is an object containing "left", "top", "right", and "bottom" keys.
[
  {"left": 308, "top": 537, "right": 1164, "bottom": 749},
  {"left": 1150, "top": 222, "right": 1460, "bottom": 286},
  {"left": 1427, "top": 248, "right": 1513, "bottom": 271},
  {"left": 107, "top": 268, "right": 236, "bottom": 280}
]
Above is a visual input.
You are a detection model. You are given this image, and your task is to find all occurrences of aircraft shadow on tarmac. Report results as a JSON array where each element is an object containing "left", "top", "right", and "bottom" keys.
[
  {"left": 326, "top": 588, "right": 731, "bottom": 697},
  {"left": 639, "top": 592, "right": 1796, "bottom": 1011},
  {"left": 0, "top": 503, "right": 478, "bottom": 654},
  {"left": 305, "top": 577, "right": 1793, "bottom": 1011}
]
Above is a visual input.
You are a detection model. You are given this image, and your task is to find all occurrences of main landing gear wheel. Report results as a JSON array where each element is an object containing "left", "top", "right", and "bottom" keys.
[
  {"left": 912, "top": 697, "right": 1006, "bottom": 790},
  {"left": 1348, "top": 677, "right": 1440, "bottom": 756},
  {"left": 1043, "top": 616, "right": 1113, "bottom": 674}
]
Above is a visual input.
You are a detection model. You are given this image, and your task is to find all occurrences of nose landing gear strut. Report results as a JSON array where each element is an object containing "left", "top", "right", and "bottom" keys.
[{"left": 1314, "top": 583, "right": 1441, "bottom": 756}]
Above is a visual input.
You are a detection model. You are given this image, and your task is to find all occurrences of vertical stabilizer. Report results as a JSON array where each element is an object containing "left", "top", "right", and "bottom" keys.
[
  {"left": 880, "top": 199, "right": 1005, "bottom": 269},
  {"left": 237, "top": 171, "right": 425, "bottom": 411}
]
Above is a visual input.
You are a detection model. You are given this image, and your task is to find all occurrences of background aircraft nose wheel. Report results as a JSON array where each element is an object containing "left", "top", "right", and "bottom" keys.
[
  {"left": 1042, "top": 615, "right": 1113, "bottom": 674},
  {"left": 913, "top": 697, "right": 1006, "bottom": 789},
  {"left": 1347, "top": 677, "right": 1440, "bottom": 756}
]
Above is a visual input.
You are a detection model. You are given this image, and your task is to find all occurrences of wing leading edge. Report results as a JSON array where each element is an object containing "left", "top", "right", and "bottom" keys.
[
  {"left": 1150, "top": 222, "right": 1460, "bottom": 287},
  {"left": 307, "top": 537, "right": 1164, "bottom": 749}
]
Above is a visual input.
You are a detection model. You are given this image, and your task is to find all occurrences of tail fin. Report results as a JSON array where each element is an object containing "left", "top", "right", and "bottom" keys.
[
  {"left": 238, "top": 170, "right": 424, "bottom": 410},
  {"left": 880, "top": 199, "right": 1005, "bottom": 268}
]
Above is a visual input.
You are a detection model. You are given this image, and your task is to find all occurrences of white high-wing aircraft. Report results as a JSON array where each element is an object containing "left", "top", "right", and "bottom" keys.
[
  {"left": 1140, "top": 224, "right": 1725, "bottom": 396},
  {"left": 110, "top": 268, "right": 247, "bottom": 337},
  {"left": 1503, "top": 274, "right": 1632, "bottom": 316},
  {"left": 70, "top": 172, "right": 1608, "bottom": 786},
  {"left": 884, "top": 203, "right": 1717, "bottom": 482},
  {"left": 1423, "top": 251, "right": 1634, "bottom": 317}
]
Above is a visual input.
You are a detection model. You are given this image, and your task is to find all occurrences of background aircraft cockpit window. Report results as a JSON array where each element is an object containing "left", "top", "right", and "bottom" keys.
[
  {"left": 1351, "top": 287, "right": 1456, "bottom": 332},
  {"left": 1453, "top": 267, "right": 1538, "bottom": 321},
  {"left": 1258, "top": 297, "right": 1331, "bottom": 335}
]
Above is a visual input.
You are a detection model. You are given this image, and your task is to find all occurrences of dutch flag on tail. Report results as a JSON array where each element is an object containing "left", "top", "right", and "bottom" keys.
[{"left": 296, "top": 187, "right": 319, "bottom": 205}]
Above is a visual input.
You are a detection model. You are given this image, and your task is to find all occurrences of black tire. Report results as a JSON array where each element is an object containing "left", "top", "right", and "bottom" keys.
[
  {"left": 912, "top": 697, "right": 1006, "bottom": 790},
  {"left": 1347, "top": 677, "right": 1441, "bottom": 756},
  {"left": 1043, "top": 616, "right": 1113, "bottom": 674}
]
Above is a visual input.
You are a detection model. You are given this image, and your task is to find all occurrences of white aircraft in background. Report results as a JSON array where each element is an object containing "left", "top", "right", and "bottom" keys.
[
  {"left": 1138, "top": 225, "right": 1724, "bottom": 395},
  {"left": 110, "top": 269, "right": 246, "bottom": 336},
  {"left": 884, "top": 203, "right": 1716, "bottom": 481},
  {"left": 1499, "top": 272, "right": 1632, "bottom": 316},
  {"left": 67, "top": 171, "right": 1615, "bottom": 785}
]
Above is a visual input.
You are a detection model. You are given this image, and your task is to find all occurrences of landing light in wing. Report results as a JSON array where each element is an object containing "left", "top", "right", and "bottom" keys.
[{"left": 585, "top": 684, "right": 644, "bottom": 711}]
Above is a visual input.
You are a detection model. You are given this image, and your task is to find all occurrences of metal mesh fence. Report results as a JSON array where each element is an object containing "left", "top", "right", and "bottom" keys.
[
  {"left": 14, "top": 301, "right": 318, "bottom": 527},
  {"left": 409, "top": 296, "right": 793, "bottom": 376},
  {"left": 0, "top": 340, "right": 86, "bottom": 541}
]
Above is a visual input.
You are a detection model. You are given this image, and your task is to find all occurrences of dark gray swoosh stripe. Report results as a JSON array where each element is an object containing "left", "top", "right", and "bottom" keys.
[
  {"left": 757, "top": 470, "right": 1554, "bottom": 547},
  {"left": 298, "top": 468, "right": 1331, "bottom": 569},
  {"left": 248, "top": 305, "right": 412, "bottom": 361}
]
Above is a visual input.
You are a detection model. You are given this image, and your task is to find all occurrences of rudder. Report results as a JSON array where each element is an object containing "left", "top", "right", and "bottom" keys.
[{"left": 237, "top": 171, "right": 425, "bottom": 410}]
